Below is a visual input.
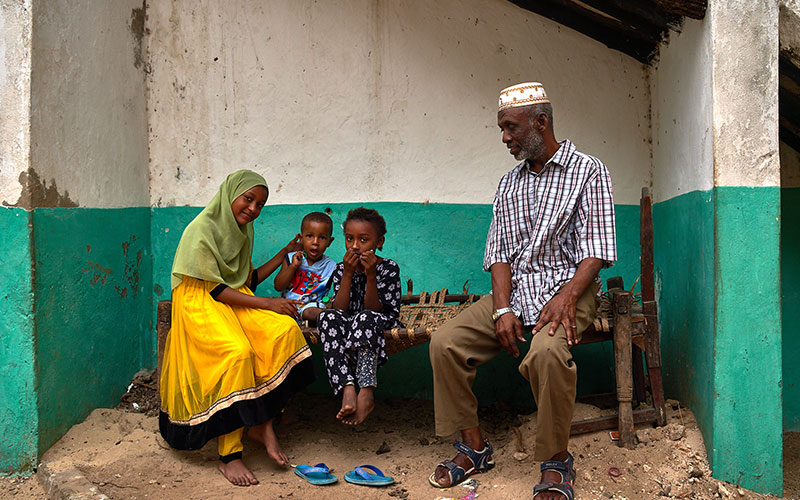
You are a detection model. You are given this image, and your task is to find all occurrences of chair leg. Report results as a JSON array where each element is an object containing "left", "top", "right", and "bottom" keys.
[
  {"left": 612, "top": 291, "right": 635, "bottom": 449},
  {"left": 642, "top": 300, "right": 667, "bottom": 426},
  {"left": 632, "top": 345, "right": 647, "bottom": 404}
]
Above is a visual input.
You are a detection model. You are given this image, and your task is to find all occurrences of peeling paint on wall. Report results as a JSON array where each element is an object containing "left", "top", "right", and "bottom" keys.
[{"left": 2, "top": 169, "right": 79, "bottom": 209}]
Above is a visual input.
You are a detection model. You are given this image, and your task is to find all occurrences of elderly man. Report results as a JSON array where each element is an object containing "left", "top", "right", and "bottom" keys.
[{"left": 429, "top": 82, "right": 616, "bottom": 500}]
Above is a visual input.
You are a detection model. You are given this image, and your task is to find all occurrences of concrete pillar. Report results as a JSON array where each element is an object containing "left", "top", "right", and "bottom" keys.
[
  {"left": 0, "top": 0, "right": 38, "bottom": 475},
  {"left": 709, "top": 0, "right": 782, "bottom": 494}
]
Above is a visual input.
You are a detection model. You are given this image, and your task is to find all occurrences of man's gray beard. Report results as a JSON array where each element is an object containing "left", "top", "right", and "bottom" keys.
[{"left": 515, "top": 131, "right": 546, "bottom": 162}]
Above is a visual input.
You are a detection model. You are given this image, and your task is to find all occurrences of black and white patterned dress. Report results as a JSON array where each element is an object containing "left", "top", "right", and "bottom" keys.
[{"left": 317, "top": 258, "right": 402, "bottom": 394}]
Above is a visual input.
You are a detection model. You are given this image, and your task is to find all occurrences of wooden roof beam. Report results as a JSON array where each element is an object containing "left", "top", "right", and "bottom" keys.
[
  {"left": 578, "top": 0, "right": 678, "bottom": 30},
  {"left": 509, "top": 0, "right": 659, "bottom": 63},
  {"left": 573, "top": 0, "right": 669, "bottom": 42},
  {"left": 655, "top": 0, "right": 707, "bottom": 20}
]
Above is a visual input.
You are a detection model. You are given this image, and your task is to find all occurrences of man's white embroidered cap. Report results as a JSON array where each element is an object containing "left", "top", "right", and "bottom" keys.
[{"left": 498, "top": 82, "right": 549, "bottom": 111}]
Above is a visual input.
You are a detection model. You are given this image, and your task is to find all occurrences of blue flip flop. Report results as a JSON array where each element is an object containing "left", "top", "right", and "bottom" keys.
[
  {"left": 343, "top": 465, "right": 395, "bottom": 486},
  {"left": 294, "top": 463, "right": 338, "bottom": 485}
]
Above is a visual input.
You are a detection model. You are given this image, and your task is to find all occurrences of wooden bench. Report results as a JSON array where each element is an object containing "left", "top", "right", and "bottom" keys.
[{"left": 156, "top": 188, "right": 665, "bottom": 447}]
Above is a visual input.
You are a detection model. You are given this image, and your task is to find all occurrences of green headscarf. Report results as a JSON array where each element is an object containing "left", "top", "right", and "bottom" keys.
[{"left": 170, "top": 169, "right": 268, "bottom": 290}]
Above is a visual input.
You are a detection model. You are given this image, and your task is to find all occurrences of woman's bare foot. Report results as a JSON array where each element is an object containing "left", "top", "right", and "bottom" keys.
[
  {"left": 344, "top": 386, "right": 375, "bottom": 426},
  {"left": 218, "top": 459, "right": 258, "bottom": 486},
  {"left": 247, "top": 420, "right": 289, "bottom": 467},
  {"left": 337, "top": 385, "right": 357, "bottom": 422}
]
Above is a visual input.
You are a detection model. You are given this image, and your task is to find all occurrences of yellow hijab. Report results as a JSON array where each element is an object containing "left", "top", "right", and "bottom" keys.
[{"left": 170, "top": 170, "right": 268, "bottom": 290}]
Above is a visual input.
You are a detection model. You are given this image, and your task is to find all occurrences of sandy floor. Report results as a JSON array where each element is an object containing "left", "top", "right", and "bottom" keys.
[{"left": 4, "top": 373, "right": 798, "bottom": 500}]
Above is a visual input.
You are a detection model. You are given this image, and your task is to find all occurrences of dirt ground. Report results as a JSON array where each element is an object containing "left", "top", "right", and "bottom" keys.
[{"left": 3, "top": 372, "right": 799, "bottom": 500}]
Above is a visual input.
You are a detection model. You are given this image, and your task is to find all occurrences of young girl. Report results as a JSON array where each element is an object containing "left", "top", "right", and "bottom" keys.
[
  {"left": 159, "top": 170, "right": 315, "bottom": 487},
  {"left": 317, "top": 207, "right": 402, "bottom": 425}
]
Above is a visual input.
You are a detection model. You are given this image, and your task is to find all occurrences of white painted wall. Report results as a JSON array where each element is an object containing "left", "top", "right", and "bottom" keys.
[
  {"left": 653, "top": 0, "right": 781, "bottom": 202},
  {"left": 711, "top": 0, "right": 779, "bottom": 189},
  {"left": 0, "top": 0, "right": 32, "bottom": 206},
  {"left": 29, "top": 0, "right": 149, "bottom": 208},
  {"left": 148, "top": 0, "right": 651, "bottom": 207},
  {"left": 650, "top": 18, "right": 714, "bottom": 203}
]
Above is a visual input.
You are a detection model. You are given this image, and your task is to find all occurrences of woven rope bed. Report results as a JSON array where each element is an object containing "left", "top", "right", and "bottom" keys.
[{"left": 299, "top": 289, "right": 638, "bottom": 355}]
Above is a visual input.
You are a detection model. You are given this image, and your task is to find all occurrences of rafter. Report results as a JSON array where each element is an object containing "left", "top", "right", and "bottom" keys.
[{"left": 509, "top": 0, "right": 658, "bottom": 63}]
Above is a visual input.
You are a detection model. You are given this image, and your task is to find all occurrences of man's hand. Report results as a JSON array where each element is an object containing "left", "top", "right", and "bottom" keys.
[
  {"left": 496, "top": 311, "right": 525, "bottom": 357},
  {"left": 532, "top": 290, "right": 579, "bottom": 346}
]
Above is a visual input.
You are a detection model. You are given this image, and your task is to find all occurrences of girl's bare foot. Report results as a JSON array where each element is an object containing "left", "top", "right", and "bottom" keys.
[
  {"left": 337, "top": 385, "right": 357, "bottom": 421},
  {"left": 344, "top": 386, "right": 375, "bottom": 425},
  {"left": 247, "top": 420, "right": 289, "bottom": 467},
  {"left": 218, "top": 459, "right": 258, "bottom": 486}
]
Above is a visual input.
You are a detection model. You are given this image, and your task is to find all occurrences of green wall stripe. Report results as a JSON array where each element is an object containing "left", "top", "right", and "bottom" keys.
[
  {"left": 783, "top": 187, "right": 800, "bottom": 431},
  {"left": 33, "top": 208, "right": 153, "bottom": 454},
  {"left": 654, "top": 187, "right": 783, "bottom": 495},
  {"left": 0, "top": 208, "right": 38, "bottom": 474},
  {"left": 653, "top": 189, "right": 716, "bottom": 451},
  {"left": 713, "top": 186, "right": 782, "bottom": 494}
]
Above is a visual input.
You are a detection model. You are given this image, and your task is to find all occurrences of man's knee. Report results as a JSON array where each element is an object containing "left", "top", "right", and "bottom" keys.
[
  {"left": 429, "top": 322, "right": 462, "bottom": 365},
  {"left": 520, "top": 324, "right": 571, "bottom": 375}
]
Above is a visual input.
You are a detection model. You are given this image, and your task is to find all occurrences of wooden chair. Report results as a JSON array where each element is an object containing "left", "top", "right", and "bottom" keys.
[{"left": 155, "top": 188, "right": 666, "bottom": 446}]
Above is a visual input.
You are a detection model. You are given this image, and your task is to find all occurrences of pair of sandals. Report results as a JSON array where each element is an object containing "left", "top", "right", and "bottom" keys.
[
  {"left": 294, "top": 463, "right": 394, "bottom": 486},
  {"left": 429, "top": 440, "right": 575, "bottom": 500}
]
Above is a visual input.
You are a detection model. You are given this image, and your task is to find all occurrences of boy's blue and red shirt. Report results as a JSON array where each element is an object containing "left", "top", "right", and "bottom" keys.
[{"left": 280, "top": 251, "right": 337, "bottom": 304}]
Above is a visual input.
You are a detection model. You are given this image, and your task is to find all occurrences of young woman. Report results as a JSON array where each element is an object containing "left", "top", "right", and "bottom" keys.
[{"left": 159, "top": 170, "right": 314, "bottom": 486}]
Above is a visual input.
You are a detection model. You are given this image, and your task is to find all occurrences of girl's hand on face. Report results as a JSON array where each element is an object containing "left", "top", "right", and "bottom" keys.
[
  {"left": 261, "top": 298, "right": 303, "bottom": 317},
  {"left": 360, "top": 249, "right": 378, "bottom": 277},
  {"left": 290, "top": 250, "right": 303, "bottom": 269},
  {"left": 342, "top": 249, "right": 360, "bottom": 275},
  {"left": 283, "top": 234, "right": 303, "bottom": 254}
]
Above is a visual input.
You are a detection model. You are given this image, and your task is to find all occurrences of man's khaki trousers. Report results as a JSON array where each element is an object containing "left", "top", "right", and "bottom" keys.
[{"left": 429, "top": 283, "right": 598, "bottom": 461}]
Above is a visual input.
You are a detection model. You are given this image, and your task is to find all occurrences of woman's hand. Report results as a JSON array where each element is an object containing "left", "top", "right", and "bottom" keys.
[
  {"left": 261, "top": 297, "right": 303, "bottom": 317},
  {"left": 282, "top": 234, "right": 303, "bottom": 255},
  {"left": 342, "top": 249, "right": 360, "bottom": 275},
  {"left": 360, "top": 249, "right": 378, "bottom": 277}
]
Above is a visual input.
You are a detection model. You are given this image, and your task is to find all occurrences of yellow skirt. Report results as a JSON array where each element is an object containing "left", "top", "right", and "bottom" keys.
[{"left": 159, "top": 276, "right": 314, "bottom": 450}]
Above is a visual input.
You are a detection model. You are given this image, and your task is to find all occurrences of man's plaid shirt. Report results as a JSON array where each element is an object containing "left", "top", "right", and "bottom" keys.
[{"left": 483, "top": 139, "right": 617, "bottom": 325}]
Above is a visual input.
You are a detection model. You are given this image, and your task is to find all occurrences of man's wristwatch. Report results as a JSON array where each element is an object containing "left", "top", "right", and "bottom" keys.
[{"left": 491, "top": 307, "right": 515, "bottom": 322}]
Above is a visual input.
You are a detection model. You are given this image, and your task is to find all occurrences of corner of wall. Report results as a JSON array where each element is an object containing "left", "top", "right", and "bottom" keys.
[{"left": 0, "top": 207, "right": 38, "bottom": 474}]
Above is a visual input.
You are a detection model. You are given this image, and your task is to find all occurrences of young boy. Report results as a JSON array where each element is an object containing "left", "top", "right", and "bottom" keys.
[{"left": 274, "top": 212, "right": 337, "bottom": 322}]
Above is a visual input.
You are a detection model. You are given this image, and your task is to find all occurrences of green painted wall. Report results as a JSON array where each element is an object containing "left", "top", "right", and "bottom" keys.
[
  {"left": 653, "top": 190, "right": 716, "bottom": 450},
  {"left": 654, "top": 188, "right": 783, "bottom": 495},
  {"left": 783, "top": 187, "right": 800, "bottom": 432},
  {"left": 0, "top": 208, "right": 38, "bottom": 474},
  {"left": 713, "top": 187, "right": 782, "bottom": 494},
  {"left": 33, "top": 208, "right": 153, "bottom": 454},
  {"left": 152, "top": 202, "right": 641, "bottom": 405}
]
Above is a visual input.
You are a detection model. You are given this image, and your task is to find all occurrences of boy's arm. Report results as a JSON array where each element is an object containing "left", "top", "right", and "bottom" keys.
[{"left": 274, "top": 252, "right": 302, "bottom": 291}]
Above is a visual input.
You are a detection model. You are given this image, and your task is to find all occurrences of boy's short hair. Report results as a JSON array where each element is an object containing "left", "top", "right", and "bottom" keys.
[{"left": 301, "top": 212, "right": 333, "bottom": 236}]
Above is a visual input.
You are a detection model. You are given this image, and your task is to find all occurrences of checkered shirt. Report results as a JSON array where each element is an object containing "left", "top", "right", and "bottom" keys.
[{"left": 483, "top": 139, "right": 617, "bottom": 325}]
